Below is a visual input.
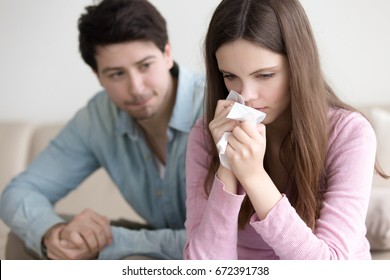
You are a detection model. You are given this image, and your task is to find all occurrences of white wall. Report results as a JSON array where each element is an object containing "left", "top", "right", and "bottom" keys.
[{"left": 1, "top": 0, "right": 389, "bottom": 123}]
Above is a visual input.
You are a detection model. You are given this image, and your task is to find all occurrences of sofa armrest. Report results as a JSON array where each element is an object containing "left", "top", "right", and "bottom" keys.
[
  {"left": 0, "top": 122, "right": 34, "bottom": 191},
  {"left": 0, "top": 122, "right": 35, "bottom": 260}
]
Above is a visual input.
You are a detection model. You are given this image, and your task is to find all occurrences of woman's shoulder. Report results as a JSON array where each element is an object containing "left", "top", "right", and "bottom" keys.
[
  {"left": 327, "top": 107, "right": 376, "bottom": 144},
  {"left": 190, "top": 117, "right": 213, "bottom": 140},
  {"left": 188, "top": 118, "right": 214, "bottom": 155},
  {"left": 328, "top": 107, "right": 371, "bottom": 127},
  {"left": 191, "top": 118, "right": 208, "bottom": 132},
  {"left": 190, "top": 118, "right": 210, "bottom": 144}
]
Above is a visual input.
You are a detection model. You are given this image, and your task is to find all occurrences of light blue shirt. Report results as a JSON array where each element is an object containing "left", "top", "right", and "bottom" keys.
[{"left": 0, "top": 65, "right": 204, "bottom": 259}]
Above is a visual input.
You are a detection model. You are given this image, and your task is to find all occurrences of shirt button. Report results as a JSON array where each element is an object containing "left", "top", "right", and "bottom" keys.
[
  {"left": 144, "top": 154, "right": 151, "bottom": 160},
  {"left": 155, "top": 190, "right": 162, "bottom": 197}
]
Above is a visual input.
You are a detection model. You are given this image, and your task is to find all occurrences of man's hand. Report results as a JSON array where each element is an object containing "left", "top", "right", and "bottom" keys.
[
  {"left": 43, "top": 209, "right": 112, "bottom": 259},
  {"left": 43, "top": 223, "right": 97, "bottom": 259}
]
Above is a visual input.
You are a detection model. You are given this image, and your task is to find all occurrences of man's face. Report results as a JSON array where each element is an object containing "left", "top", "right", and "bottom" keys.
[{"left": 95, "top": 41, "right": 174, "bottom": 120}]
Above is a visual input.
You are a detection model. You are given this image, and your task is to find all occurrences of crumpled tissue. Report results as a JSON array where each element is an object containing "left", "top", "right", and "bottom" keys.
[{"left": 216, "top": 90, "right": 266, "bottom": 170}]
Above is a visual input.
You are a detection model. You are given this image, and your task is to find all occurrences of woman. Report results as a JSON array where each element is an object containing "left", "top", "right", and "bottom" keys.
[{"left": 184, "top": 0, "right": 389, "bottom": 260}]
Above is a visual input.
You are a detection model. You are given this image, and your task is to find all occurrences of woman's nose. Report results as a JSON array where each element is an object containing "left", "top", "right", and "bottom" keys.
[{"left": 240, "top": 84, "right": 258, "bottom": 102}]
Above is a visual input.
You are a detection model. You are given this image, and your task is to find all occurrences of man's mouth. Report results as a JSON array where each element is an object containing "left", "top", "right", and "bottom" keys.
[{"left": 125, "top": 95, "right": 153, "bottom": 107}]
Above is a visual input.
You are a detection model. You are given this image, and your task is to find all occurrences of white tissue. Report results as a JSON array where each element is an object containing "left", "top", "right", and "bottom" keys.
[{"left": 217, "top": 90, "right": 266, "bottom": 170}]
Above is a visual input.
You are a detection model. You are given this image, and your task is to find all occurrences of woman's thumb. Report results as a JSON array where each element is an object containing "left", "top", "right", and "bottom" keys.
[{"left": 257, "top": 123, "right": 266, "bottom": 136}]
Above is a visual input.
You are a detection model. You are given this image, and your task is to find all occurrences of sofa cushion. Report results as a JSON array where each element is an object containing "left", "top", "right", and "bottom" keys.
[
  {"left": 0, "top": 122, "right": 34, "bottom": 190},
  {"left": 371, "top": 108, "right": 390, "bottom": 178},
  {"left": 365, "top": 108, "right": 390, "bottom": 250},
  {"left": 366, "top": 187, "right": 390, "bottom": 250},
  {"left": 28, "top": 123, "right": 63, "bottom": 162},
  {"left": 0, "top": 122, "right": 35, "bottom": 260}
]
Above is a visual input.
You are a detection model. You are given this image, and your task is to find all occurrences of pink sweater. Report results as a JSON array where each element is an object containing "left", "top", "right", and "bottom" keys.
[{"left": 184, "top": 108, "right": 376, "bottom": 259}]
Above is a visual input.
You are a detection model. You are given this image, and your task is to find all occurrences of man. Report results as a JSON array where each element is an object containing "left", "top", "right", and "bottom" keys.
[{"left": 0, "top": 0, "right": 204, "bottom": 260}]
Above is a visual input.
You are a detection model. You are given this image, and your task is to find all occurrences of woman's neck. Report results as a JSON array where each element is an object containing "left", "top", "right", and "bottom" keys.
[{"left": 266, "top": 107, "right": 291, "bottom": 146}]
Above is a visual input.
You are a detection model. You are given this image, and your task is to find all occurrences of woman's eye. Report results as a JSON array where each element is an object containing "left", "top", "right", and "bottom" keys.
[
  {"left": 257, "top": 73, "right": 275, "bottom": 80},
  {"left": 223, "top": 73, "right": 236, "bottom": 81}
]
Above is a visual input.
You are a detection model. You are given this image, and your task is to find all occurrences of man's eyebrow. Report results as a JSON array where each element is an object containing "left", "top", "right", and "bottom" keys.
[
  {"left": 101, "top": 67, "right": 123, "bottom": 74},
  {"left": 101, "top": 55, "right": 157, "bottom": 74},
  {"left": 134, "top": 55, "right": 156, "bottom": 66}
]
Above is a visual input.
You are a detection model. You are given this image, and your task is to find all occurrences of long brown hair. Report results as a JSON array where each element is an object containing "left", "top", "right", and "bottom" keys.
[{"left": 203, "top": 0, "right": 388, "bottom": 230}]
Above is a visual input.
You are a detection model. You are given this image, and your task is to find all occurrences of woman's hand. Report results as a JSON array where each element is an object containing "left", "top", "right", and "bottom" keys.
[
  {"left": 225, "top": 122, "right": 282, "bottom": 219},
  {"left": 209, "top": 99, "right": 237, "bottom": 145},
  {"left": 209, "top": 99, "right": 239, "bottom": 193},
  {"left": 225, "top": 121, "right": 267, "bottom": 186}
]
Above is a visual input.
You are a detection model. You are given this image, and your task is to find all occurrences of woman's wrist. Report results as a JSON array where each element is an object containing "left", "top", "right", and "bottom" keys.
[{"left": 216, "top": 165, "right": 238, "bottom": 194}]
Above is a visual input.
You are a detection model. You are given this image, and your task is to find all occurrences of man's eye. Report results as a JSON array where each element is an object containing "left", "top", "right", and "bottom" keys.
[
  {"left": 109, "top": 71, "right": 124, "bottom": 78},
  {"left": 140, "top": 63, "right": 151, "bottom": 71}
]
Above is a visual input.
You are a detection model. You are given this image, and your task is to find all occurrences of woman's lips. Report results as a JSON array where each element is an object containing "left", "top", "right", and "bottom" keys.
[{"left": 256, "top": 107, "right": 269, "bottom": 113}]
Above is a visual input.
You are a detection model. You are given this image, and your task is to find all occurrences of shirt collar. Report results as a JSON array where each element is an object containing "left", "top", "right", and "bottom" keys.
[
  {"left": 117, "top": 110, "right": 141, "bottom": 140},
  {"left": 168, "top": 65, "right": 196, "bottom": 133}
]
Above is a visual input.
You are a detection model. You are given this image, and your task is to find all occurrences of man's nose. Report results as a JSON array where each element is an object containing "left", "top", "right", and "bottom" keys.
[{"left": 127, "top": 73, "right": 144, "bottom": 95}]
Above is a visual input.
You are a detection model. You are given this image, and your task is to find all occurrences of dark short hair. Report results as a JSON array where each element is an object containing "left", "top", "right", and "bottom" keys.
[{"left": 78, "top": 0, "right": 168, "bottom": 71}]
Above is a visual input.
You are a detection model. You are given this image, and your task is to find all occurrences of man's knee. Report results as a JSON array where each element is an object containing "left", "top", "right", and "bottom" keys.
[
  {"left": 5, "top": 231, "right": 41, "bottom": 260},
  {"left": 122, "top": 255, "right": 156, "bottom": 260}
]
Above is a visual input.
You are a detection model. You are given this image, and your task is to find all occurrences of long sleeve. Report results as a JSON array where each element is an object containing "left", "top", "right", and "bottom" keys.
[
  {"left": 184, "top": 109, "right": 376, "bottom": 260},
  {"left": 99, "top": 227, "right": 185, "bottom": 259},
  {"left": 249, "top": 110, "right": 375, "bottom": 259},
  {"left": 0, "top": 112, "right": 99, "bottom": 256},
  {"left": 0, "top": 65, "right": 204, "bottom": 260},
  {"left": 184, "top": 119, "right": 246, "bottom": 259}
]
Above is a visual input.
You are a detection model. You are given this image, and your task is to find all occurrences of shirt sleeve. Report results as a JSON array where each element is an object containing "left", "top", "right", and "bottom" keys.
[
  {"left": 0, "top": 108, "right": 99, "bottom": 256},
  {"left": 98, "top": 227, "right": 186, "bottom": 259}
]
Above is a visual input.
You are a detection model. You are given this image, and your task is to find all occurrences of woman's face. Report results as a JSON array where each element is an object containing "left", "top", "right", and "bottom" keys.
[{"left": 215, "top": 39, "right": 290, "bottom": 125}]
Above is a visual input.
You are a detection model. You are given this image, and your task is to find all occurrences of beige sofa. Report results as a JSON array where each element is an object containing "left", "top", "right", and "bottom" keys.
[{"left": 1, "top": 105, "right": 390, "bottom": 260}]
